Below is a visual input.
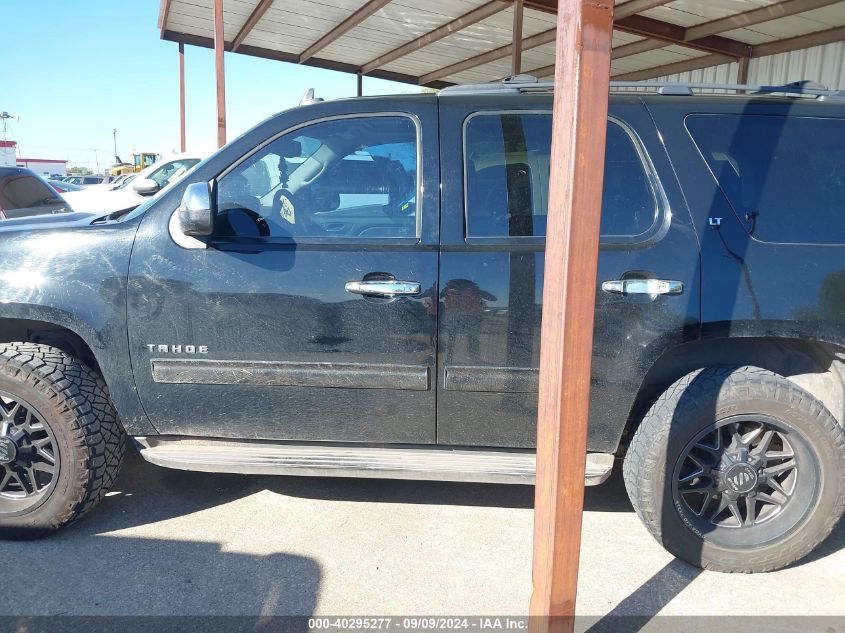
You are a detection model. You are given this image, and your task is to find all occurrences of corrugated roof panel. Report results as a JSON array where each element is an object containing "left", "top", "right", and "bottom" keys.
[
  {"left": 613, "top": 31, "right": 647, "bottom": 46},
  {"left": 734, "top": 14, "right": 837, "bottom": 39},
  {"left": 161, "top": 0, "right": 845, "bottom": 88},
  {"left": 640, "top": 1, "right": 751, "bottom": 27},
  {"left": 750, "top": 40, "right": 845, "bottom": 87},
  {"left": 718, "top": 27, "right": 779, "bottom": 44},
  {"left": 652, "top": 59, "right": 739, "bottom": 86},
  {"left": 379, "top": 8, "right": 553, "bottom": 77},
  {"left": 661, "top": 44, "right": 708, "bottom": 58},
  {"left": 797, "top": 2, "right": 845, "bottom": 25}
]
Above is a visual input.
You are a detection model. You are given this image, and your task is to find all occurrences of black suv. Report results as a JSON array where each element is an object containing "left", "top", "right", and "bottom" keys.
[{"left": 0, "top": 78, "right": 843, "bottom": 573}]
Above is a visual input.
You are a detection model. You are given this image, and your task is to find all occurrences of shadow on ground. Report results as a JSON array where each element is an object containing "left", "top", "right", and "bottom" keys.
[{"left": 76, "top": 451, "right": 634, "bottom": 533}]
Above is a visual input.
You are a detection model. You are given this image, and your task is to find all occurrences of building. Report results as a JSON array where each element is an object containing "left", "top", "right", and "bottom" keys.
[
  {"left": 0, "top": 141, "right": 15, "bottom": 168},
  {"left": 1, "top": 141, "right": 68, "bottom": 176},
  {"left": 15, "top": 156, "right": 68, "bottom": 177}
]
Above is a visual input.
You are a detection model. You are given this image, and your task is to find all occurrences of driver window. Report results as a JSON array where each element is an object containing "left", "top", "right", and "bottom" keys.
[{"left": 216, "top": 115, "right": 419, "bottom": 240}]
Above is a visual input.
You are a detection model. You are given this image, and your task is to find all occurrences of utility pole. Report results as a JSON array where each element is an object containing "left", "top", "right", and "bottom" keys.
[
  {"left": 113, "top": 128, "right": 118, "bottom": 160},
  {"left": 214, "top": 0, "right": 227, "bottom": 147},
  {"left": 529, "top": 1, "right": 615, "bottom": 633}
]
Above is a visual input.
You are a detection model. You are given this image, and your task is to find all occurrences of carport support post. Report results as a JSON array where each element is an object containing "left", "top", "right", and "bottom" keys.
[
  {"left": 214, "top": 0, "right": 227, "bottom": 147},
  {"left": 529, "top": 1, "right": 614, "bottom": 632},
  {"left": 512, "top": 0, "right": 524, "bottom": 75},
  {"left": 179, "top": 42, "right": 186, "bottom": 153}
]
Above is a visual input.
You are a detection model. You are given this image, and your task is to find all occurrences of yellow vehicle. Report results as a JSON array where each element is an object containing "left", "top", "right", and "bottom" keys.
[{"left": 109, "top": 152, "right": 161, "bottom": 177}]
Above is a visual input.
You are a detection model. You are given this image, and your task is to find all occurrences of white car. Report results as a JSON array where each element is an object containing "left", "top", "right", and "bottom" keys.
[{"left": 62, "top": 152, "right": 209, "bottom": 215}]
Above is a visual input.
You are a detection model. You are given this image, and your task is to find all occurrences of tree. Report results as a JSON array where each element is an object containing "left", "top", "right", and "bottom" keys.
[{"left": 67, "top": 166, "right": 93, "bottom": 175}]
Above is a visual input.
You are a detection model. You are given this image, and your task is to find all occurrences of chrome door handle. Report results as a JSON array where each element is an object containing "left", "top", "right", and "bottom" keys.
[
  {"left": 601, "top": 279, "right": 684, "bottom": 296},
  {"left": 345, "top": 280, "right": 421, "bottom": 297}
]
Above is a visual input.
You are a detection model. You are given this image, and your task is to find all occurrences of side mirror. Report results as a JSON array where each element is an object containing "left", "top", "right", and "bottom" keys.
[
  {"left": 133, "top": 177, "right": 160, "bottom": 196},
  {"left": 178, "top": 182, "right": 214, "bottom": 237}
]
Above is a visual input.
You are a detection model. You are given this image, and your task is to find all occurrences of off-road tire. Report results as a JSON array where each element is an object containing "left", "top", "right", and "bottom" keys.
[
  {"left": 624, "top": 365, "right": 845, "bottom": 572},
  {"left": 0, "top": 343, "right": 125, "bottom": 538}
]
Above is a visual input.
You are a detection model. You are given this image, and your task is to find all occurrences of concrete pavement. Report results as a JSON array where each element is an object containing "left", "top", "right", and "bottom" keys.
[{"left": 0, "top": 451, "right": 841, "bottom": 622}]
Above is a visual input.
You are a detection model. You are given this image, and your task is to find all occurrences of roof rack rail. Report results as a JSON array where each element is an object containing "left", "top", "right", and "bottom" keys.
[{"left": 440, "top": 76, "right": 845, "bottom": 102}]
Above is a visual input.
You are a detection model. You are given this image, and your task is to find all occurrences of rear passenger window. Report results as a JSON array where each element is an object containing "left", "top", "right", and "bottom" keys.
[
  {"left": 686, "top": 114, "right": 845, "bottom": 244},
  {"left": 464, "top": 113, "right": 659, "bottom": 240}
]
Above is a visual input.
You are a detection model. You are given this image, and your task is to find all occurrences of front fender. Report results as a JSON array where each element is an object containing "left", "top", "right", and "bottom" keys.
[{"left": 0, "top": 220, "right": 155, "bottom": 435}]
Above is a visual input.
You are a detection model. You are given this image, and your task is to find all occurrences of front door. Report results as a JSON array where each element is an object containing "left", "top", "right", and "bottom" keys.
[
  {"left": 436, "top": 96, "right": 700, "bottom": 452},
  {"left": 127, "top": 99, "right": 440, "bottom": 444}
]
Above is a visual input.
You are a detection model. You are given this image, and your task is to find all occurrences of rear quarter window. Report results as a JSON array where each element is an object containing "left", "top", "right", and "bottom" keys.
[
  {"left": 686, "top": 114, "right": 845, "bottom": 245},
  {"left": 463, "top": 112, "right": 662, "bottom": 242}
]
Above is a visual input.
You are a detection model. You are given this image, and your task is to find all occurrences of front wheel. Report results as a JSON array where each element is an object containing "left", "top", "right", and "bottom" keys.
[
  {"left": 0, "top": 343, "right": 125, "bottom": 538},
  {"left": 624, "top": 366, "right": 845, "bottom": 572}
]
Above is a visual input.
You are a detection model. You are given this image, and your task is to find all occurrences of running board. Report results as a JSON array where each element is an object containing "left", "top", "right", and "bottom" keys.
[{"left": 134, "top": 437, "right": 614, "bottom": 486}]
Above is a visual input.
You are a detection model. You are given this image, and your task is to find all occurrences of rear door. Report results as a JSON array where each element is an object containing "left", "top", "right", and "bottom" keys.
[
  {"left": 127, "top": 97, "right": 440, "bottom": 443},
  {"left": 436, "top": 94, "right": 700, "bottom": 452}
]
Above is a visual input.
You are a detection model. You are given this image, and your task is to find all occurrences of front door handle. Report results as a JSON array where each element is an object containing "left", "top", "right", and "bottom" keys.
[
  {"left": 601, "top": 278, "right": 684, "bottom": 296},
  {"left": 345, "top": 280, "right": 421, "bottom": 297}
]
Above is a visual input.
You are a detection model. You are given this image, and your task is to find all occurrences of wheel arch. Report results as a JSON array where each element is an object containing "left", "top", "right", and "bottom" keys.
[
  {"left": 621, "top": 336, "right": 845, "bottom": 453},
  {"left": 0, "top": 317, "right": 101, "bottom": 375},
  {"left": 0, "top": 312, "right": 156, "bottom": 436}
]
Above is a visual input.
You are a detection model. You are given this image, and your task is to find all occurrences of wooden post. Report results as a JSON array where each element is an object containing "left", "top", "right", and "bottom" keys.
[
  {"left": 179, "top": 42, "right": 186, "bottom": 153},
  {"left": 529, "top": 1, "right": 614, "bottom": 632},
  {"left": 512, "top": 0, "right": 524, "bottom": 76},
  {"left": 214, "top": 0, "right": 227, "bottom": 147},
  {"left": 357, "top": 72, "right": 363, "bottom": 97}
]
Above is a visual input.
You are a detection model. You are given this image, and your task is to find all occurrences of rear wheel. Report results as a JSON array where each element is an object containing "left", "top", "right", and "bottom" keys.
[
  {"left": 0, "top": 343, "right": 125, "bottom": 538},
  {"left": 624, "top": 366, "right": 845, "bottom": 572}
]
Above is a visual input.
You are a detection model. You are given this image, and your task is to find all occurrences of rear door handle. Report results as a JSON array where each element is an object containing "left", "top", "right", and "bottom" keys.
[
  {"left": 601, "top": 279, "right": 684, "bottom": 296},
  {"left": 345, "top": 280, "right": 421, "bottom": 297}
]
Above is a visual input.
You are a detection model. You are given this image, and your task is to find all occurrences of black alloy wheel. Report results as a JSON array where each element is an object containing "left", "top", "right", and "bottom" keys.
[
  {"left": 672, "top": 415, "right": 817, "bottom": 548},
  {"left": 0, "top": 392, "right": 60, "bottom": 516}
]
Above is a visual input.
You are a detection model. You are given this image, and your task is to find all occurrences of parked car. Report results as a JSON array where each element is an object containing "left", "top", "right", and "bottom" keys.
[
  {"left": 0, "top": 79, "right": 843, "bottom": 574},
  {"left": 107, "top": 173, "right": 136, "bottom": 190},
  {"left": 61, "top": 153, "right": 207, "bottom": 215},
  {"left": 64, "top": 175, "right": 110, "bottom": 187},
  {"left": 0, "top": 167, "right": 73, "bottom": 219},
  {"left": 47, "top": 179, "right": 84, "bottom": 194}
]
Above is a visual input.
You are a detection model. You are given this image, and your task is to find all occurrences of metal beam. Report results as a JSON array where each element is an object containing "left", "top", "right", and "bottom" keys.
[
  {"left": 179, "top": 42, "right": 186, "bottom": 153},
  {"left": 214, "top": 0, "right": 226, "bottom": 147},
  {"left": 162, "top": 30, "right": 454, "bottom": 88},
  {"left": 299, "top": 0, "right": 393, "bottom": 63},
  {"left": 524, "top": 62, "right": 555, "bottom": 78},
  {"left": 529, "top": 0, "right": 615, "bottom": 630},
  {"left": 753, "top": 24, "right": 845, "bottom": 57},
  {"left": 158, "top": 0, "right": 173, "bottom": 38},
  {"left": 686, "top": 0, "right": 844, "bottom": 42},
  {"left": 611, "top": 53, "right": 735, "bottom": 80},
  {"left": 512, "top": 0, "right": 525, "bottom": 75},
  {"left": 419, "top": 27, "right": 557, "bottom": 84},
  {"left": 527, "top": 34, "right": 668, "bottom": 78},
  {"left": 614, "top": 0, "right": 673, "bottom": 20},
  {"left": 611, "top": 23, "right": 845, "bottom": 82},
  {"left": 611, "top": 37, "right": 666, "bottom": 59},
  {"left": 737, "top": 55, "right": 750, "bottom": 84},
  {"left": 360, "top": 1, "right": 510, "bottom": 74},
  {"left": 232, "top": 0, "right": 274, "bottom": 51},
  {"left": 615, "top": 15, "right": 752, "bottom": 58}
]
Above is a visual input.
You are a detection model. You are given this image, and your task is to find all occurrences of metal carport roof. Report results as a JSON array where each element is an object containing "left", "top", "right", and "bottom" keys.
[{"left": 158, "top": 0, "right": 845, "bottom": 87}]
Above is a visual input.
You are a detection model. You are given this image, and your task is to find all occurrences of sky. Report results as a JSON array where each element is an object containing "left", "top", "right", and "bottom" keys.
[{"left": 0, "top": 1, "right": 420, "bottom": 172}]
